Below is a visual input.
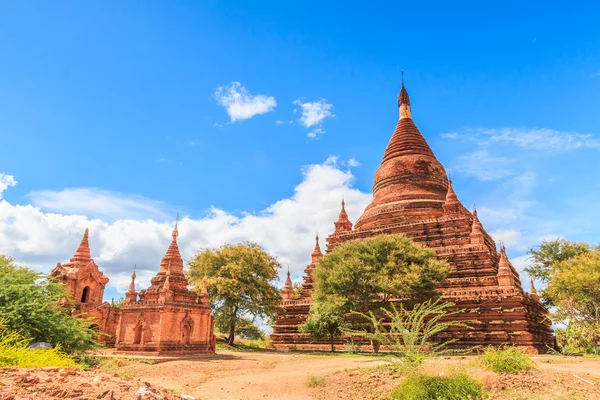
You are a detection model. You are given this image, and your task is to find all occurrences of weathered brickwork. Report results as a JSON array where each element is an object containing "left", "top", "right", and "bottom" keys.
[
  {"left": 271, "top": 82, "right": 555, "bottom": 353},
  {"left": 51, "top": 225, "right": 215, "bottom": 354}
]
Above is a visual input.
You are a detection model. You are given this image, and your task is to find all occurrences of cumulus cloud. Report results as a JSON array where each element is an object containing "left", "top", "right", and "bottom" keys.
[
  {"left": 214, "top": 82, "right": 276, "bottom": 122},
  {"left": 489, "top": 229, "right": 521, "bottom": 249},
  {"left": 293, "top": 99, "right": 334, "bottom": 128},
  {"left": 293, "top": 99, "right": 334, "bottom": 139},
  {"left": 0, "top": 158, "right": 371, "bottom": 296},
  {"left": 347, "top": 158, "right": 361, "bottom": 167},
  {"left": 453, "top": 150, "right": 515, "bottom": 181},
  {"left": 0, "top": 174, "right": 17, "bottom": 199}
]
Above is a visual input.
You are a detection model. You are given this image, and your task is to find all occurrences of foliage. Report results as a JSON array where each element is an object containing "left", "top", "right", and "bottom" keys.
[
  {"left": 478, "top": 346, "right": 536, "bottom": 373},
  {"left": 343, "top": 337, "right": 362, "bottom": 354},
  {"left": 391, "top": 369, "right": 485, "bottom": 400},
  {"left": 313, "top": 235, "right": 449, "bottom": 314},
  {"left": 0, "top": 255, "right": 98, "bottom": 353},
  {"left": 305, "top": 373, "right": 325, "bottom": 387},
  {"left": 0, "top": 318, "right": 79, "bottom": 368},
  {"left": 545, "top": 249, "right": 600, "bottom": 354},
  {"left": 300, "top": 299, "right": 345, "bottom": 352},
  {"left": 214, "top": 315, "right": 265, "bottom": 340},
  {"left": 293, "top": 281, "right": 303, "bottom": 299},
  {"left": 525, "top": 239, "right": 592, "bottom": 285},
  {"left": 343, "top": 298, "right": 473, "bottom": 372},
  {"left": 187, "top": 242, "right": 281, "bottom": 345}
]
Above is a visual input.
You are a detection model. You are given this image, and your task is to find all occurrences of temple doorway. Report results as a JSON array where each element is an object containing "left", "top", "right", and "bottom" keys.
[
  {"left": 81, "top": 286, "right": 90, "bottom": 303},
  {"left": 133, "top": 324, "right": 143, "bottom": 344}
]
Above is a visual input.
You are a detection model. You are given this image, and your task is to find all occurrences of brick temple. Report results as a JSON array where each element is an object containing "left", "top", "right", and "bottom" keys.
[
  {"left": 51, "top": 224, "right": 215, "bottom": 354},
  {"left": 271, "top": 81, "right": 555, "bottom": 353}
]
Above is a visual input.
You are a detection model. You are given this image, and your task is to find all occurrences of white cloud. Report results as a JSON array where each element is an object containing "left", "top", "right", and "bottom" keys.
[
  {"left": 293, "top": 99, "right": 334, "bottom": 128},
  {"left": 480, "top": 128, "right": 600, "bottom": 150},
  {"left": 453, "top": 150, "right": 515, "bottom": 181},
  {"left": 0, "top": 174, "right": 17, "bottom": 199},
  {"left": 440, "top": 132, "right": 459, "bottom": 139},
  {"left": 347, "top": 158, "right": 361, "bottom": 167},
  {"left": 0, "top": 159, "right": 372, "bottom": 295},
  {"left": 214, "top": 82, "right": 276, "bottom": 122},
  {"left": 27, "top": 188, "right": 176, "bottom": 222},
  {"left": 490, "top": 229, "right": 521, "bottom": 249},
  {"left": 307, "top": 127, "right": 325, "bottom": 139}
]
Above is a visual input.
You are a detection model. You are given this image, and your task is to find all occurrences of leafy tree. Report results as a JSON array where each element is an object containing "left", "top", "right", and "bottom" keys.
[
  {"left": 313, "top": 234, "right": 449, "bottom": 313},
  {"left": 187, "top": 242, "right": 281, "bottom": 346},
  {"left": 525, "top": 239, "right": 592, "bottom": 284},
  {"left": 300, "top": 297, "right": 345, "bottom": 352},
  {"left": 545, "top": 249, "right": 600, "bottom": 354},
  {"left": 303, "top": 235, "right": 448, "bottom": 352},
  {"left": 0, "top": 255, "right": 97, "bottom": 353},
  {"left": 214, "top": 315, "right": 265, "bottom": 340}
]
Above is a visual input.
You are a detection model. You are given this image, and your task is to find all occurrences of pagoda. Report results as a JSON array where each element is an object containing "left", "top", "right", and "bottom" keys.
[
  {"left": 271, "top": 79, "right": 554, "bottom": 352},
  {"left": 115, "top": 223, "right": 215, "bottom": 353},
  {"left": 50, "top": 229, "right": 119, "bottom": 345}
]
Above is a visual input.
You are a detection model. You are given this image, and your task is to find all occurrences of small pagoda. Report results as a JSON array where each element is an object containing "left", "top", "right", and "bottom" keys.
[
  {"left": 50, "top": 229, "right": 119, "bottom": 345},
  {"left": 115, "top": 223, "right": 215, "bottom": 353}
]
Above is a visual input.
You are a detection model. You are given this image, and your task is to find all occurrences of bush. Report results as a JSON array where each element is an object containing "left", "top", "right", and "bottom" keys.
[
  {"left": 305, "top": 373, "right": 325, "bottom": 387},
  {"left": 0, "top": 319, "right": 79, "bottom": 368},
  {"left": 391, "top": 370, "right": 485, "bottom": 400},
  {"left": 0, "top": 256, "right": 98, "bottom": 353},
  {"left": 479, "top": 346, "right": 536, "bottom": 373}
]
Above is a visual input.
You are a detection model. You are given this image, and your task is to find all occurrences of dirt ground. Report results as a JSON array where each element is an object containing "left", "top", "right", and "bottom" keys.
[
  {"left": 99, "top": 351, "right": 600, "bottom": 400},
  {"left": 2, "top": 351, "right": 599, "bottom": 399}
]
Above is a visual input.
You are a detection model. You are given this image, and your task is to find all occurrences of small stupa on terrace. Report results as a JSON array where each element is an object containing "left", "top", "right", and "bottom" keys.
[{"left": 115, "top": 222, "right": 215, "bottom": 353}]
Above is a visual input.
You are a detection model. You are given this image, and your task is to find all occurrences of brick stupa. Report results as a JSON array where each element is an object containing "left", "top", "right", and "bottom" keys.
[
  {"left": 115, "top": 223, "right": 215, "bottom": 353},
  {"left": 271, "top": 80, "right": 554, "bottom": 352},
  {"left": 50, "top": 229, "right": 119, "bottom": 345}
]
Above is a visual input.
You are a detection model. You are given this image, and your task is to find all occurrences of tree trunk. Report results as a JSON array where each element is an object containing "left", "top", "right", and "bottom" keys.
[
  {"left": 330, "top": 335, "right": 335, "bottom": 352},
  {"left": 227, "top": 321, "right": 236, "bottom": 346},
  {"left": 371, "top": 339, "right": 381, "bottom": 354}
]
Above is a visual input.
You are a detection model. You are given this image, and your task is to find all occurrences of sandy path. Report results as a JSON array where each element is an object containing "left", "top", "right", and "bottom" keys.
[{"left": 128, "top": 351, "right": 384, "bottom": 400}]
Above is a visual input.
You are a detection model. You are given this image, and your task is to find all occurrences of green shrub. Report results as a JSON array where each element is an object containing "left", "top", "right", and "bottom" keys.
[
  {"left": 0, "top": 319, "right": 79, "bottom": 368},
  {"left": 305, "top": 373, "right": 325, "bottom": 387},
  {"left": 479, "top": 346, "right": 536, "bottom": 373},
  {"left": 391, "top": 370, "right": 485, "bottom": 400}
]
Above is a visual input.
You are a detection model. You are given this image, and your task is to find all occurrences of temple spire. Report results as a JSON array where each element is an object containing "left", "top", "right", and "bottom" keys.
[
  {"left": 159, "top": 220, "right": 184, "bottom": 273},
  {"left": 529, "top": 279, "right": 538, "bottom": 296},
  {"left": 398, "top": 72, "right": 411, "bottom": 119},
  {"left": 311, "top": 232, "right": 324, "bottom": 264},
  {"left": 497, "top": 244, "right": 516, "bottom": 287},
  {"left": 125, "top": 265, "right": 138, "bottom": 303},
  {"left": 282, "top": 268, "right": 294, "bottom": 300},
  {"left": 70, "top": 228, "right": 92, "bottom": 264},
  {"left": 334, "top": 199, "right": 353, "bottom": 233},
  {"left": 469, "top": 208, "right": 485, "bottom": 245}
]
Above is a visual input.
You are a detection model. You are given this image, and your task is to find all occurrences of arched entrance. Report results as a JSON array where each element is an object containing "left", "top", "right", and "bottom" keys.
[
  {"left": 133, "top": 324, "right": 143, "bottom": 344},
  {"left": 81, "top": 286, "right": 91, "bottom": 303}
]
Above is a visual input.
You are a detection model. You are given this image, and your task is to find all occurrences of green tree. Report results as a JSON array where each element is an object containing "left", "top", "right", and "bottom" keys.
[
  {"left": 300, "top": 297, "right": 345, "bottom": 352},
  {"left": 313, "top": 234, "right": 449, "bottom": 313},
  {"left": 303, "top": 235, "right": 449, "bottom": 352},
  {"left": 545, "top": 249, "right": 600, "bottom": 354},
  {"left": 187, "top": 242, "right": 281, "bottom": 346},
  {"left": 0, "top": 255, "right": 97, "bottom": 353},
  {"left": 525, "top": 239, "right": 592, "bottom": 284}
]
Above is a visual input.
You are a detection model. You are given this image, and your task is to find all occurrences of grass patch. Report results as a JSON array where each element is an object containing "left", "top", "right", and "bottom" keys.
[
  {"left": 0, "top": 320, "right": 79, "bottom": 368},
  {"left": 391, "top": 370, "right": 485, "bottom": 400},
  {"left": 305, "top": 373, "right": 325, "bottom": 387},
  {"left": 478, "top": 346, "right": 536, "bottom": 373},
  {"left": 97, "top": 358, "right": 137, "bottom": 377}
]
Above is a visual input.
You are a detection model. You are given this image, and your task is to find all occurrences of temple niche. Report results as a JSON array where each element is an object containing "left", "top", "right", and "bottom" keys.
[
  {"left": 50, "top": 229, "right": 119, "bottom": 345},
  {"left": 115, "top": 223, "right": 215, "bottom": 354},
  {"left": 271, "top": 80, "right": 555, "bottom": 353}
]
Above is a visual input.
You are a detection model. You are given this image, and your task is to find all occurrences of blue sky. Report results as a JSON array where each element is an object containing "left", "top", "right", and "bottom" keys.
[{"left": 1, "top": 1, "right": 599, "bottom": 301}]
